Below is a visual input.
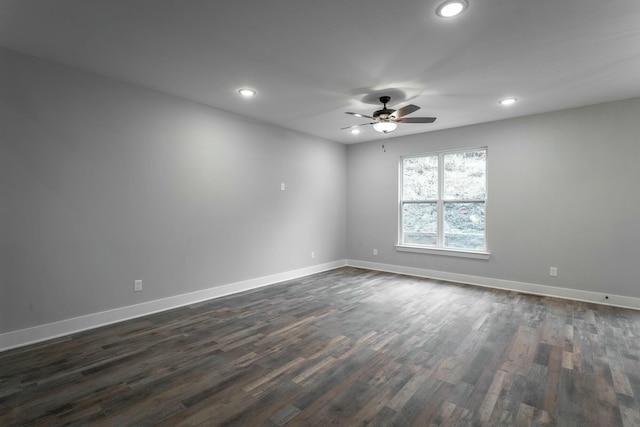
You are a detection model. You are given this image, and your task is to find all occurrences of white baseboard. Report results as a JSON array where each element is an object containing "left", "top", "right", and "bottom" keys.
[
  {"left": 346, "top": 259, "right": 640, "bottom": 311},
  {"left": 0, "top": 260, "right": 346, "bottom": 352},
  {"left": 4, "top": 258, "right": 639, "bottom": 352}
]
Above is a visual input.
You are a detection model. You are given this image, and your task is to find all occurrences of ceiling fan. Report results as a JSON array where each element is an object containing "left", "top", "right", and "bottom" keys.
[{"left": 342, "top": 96, "right": 436, "bottom": 134}]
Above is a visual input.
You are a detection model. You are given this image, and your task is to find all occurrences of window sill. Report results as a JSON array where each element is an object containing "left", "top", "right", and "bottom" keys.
[{"left": 395, "top": 244, "right": 491, "bottom": 260}]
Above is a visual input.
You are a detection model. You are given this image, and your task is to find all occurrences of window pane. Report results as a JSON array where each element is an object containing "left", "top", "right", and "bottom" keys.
[
  {"left": 443, "top": 150, "right": 486, "bottom": 200},
  {"left": 403, "top": 156, "right": 438, "bottom": 200},
  {"left": 443, "top": 202, "right": 485, "bottom": 250},
  {"left": 402, "top": 203, "right": 437, "bottom": 245}
]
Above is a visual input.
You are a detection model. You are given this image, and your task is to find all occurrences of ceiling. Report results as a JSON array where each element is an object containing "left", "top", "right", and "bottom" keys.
[{"left": 2, "top": 0, "right": 640, "bottom": 144}]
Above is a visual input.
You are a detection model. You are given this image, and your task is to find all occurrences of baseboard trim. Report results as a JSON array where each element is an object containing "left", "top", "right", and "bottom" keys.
[
  {"left": 346, "top": 259, "right": 640, "bottom": 311},
  {"left": 0, "top": 260, "right": 347, "bottom": 352},
  {"left": 5, "top": 258, "right": 638, "bottom": 352}
]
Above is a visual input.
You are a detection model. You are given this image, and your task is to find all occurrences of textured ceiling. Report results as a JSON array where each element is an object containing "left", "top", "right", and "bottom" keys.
[{"left": 2, "top": 0, "right": 640, "bottom": 143}]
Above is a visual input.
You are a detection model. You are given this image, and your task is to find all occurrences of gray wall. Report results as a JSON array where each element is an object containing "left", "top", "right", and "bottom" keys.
[
  {"left": 1, "top": 48, "right": 347, "bottom": 333},
  {"left": 347, "top": 97, "right": 640, "bottom": 299},
  {"left": 4, "top": 44, "right": 640, "bottom": 336}
]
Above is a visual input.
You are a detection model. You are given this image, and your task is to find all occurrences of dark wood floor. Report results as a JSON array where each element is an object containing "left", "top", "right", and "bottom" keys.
[{"left": 2, "top": 267, "right": 640, "bottom": 426}]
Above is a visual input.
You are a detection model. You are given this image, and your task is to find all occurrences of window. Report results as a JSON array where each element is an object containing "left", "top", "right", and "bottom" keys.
[{"left": 399, "top": 148, "right": 488, "bottom": 257}]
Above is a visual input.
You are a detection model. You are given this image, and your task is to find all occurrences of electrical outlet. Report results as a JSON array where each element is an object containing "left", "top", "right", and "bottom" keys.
[
  {"left": 281, "top": 182, "right": 285, "bottom": 191},
  {"left": 373, "top": 249, "right": 378, "bottom": 256},
  {"left": 134, "top": 280, "right": 142, "bottom": 292},
  {"left": 549, "top": 267, "right": 557, "bottom": 277},
  {"left": 311, "top": 251, "right": 315, "bottom": 259}
]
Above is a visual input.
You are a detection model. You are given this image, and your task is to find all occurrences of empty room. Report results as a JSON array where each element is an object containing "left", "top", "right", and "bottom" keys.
[{"left": 2, "top": 0, "right": 640, "bottom": 425}]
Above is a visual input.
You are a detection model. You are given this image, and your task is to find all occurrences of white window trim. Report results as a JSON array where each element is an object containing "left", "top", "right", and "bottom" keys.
[
  {"left": 395, "top": 244, "right": 490, "bottom": 259},
  {"left": 397, "top": 147, "right": 490, "bottom": 259}
]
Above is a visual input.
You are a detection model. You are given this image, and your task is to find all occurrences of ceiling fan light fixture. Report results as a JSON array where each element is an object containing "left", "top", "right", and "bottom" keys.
[
  {"left": 436, "top": 0, "right": 467, "bottom": 18},
  {"left": 373, "top": 121, "right": 398, "bottom": 134}
]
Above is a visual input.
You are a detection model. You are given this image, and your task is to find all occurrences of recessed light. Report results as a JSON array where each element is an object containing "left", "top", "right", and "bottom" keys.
[
  {"left": 238, "top": 88, "right": 256, "bottom": 97},
  {"left": 353, "top": 113, "right": 363, "bottom": 118},
  {"left": 350, "top": 128, "right": 361, "bottom": 135},
  {"left": 499, "top": 97, "right": 517, "bottom": 106},
  {"left": 436, "top": 0, "right": 467, "bottom": 18}
]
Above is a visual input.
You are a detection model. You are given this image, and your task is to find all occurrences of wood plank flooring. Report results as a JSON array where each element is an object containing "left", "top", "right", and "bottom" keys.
[{"left": 2, "top": 267, "right": 640, "bottom": 426}]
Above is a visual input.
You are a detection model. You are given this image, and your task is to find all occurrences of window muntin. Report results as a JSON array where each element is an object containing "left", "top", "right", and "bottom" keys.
[{"left": 400, "top": 148, "right": 487, "bottom": 252}]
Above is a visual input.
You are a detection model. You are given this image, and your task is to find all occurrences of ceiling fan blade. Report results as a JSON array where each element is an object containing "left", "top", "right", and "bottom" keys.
[
  {"left": 397, "top": 117, "right": 437, "bottom": 123},
  {"left": 340, "top": 122, "right": 375, "bottom": 130},
  {"left": 391, "top": 104, "right": 420, "bottom": 118},
  {"left": 345, "top": 112, "right": 375, "bottom": 120}
]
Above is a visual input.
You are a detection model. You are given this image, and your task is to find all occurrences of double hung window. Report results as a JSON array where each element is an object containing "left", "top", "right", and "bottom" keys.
[{"left": 399, "top": 148, "right": 487, "bottom": 255}]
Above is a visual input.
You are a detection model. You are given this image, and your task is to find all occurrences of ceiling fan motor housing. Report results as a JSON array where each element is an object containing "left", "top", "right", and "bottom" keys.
[{"left": 373, "top": 96, "right": 396, "bottom": 120}]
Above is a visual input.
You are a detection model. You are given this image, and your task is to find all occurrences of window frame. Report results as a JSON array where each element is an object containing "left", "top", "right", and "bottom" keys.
[{"left": 396, "top": 147, "right": 490, "bottom": 259}]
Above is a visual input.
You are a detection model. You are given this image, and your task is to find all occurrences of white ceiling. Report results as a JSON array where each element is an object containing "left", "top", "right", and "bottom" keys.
[{"left": 2, "top": 0, "right": 640, "bottom": 144}]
